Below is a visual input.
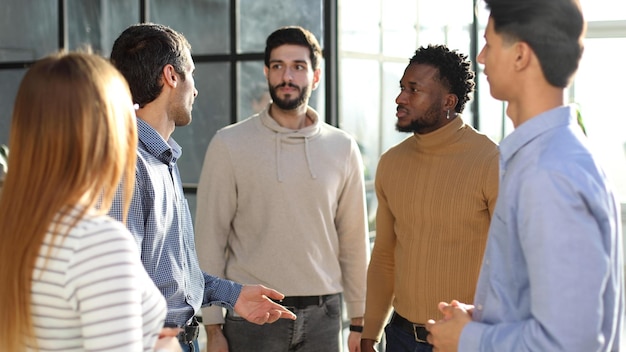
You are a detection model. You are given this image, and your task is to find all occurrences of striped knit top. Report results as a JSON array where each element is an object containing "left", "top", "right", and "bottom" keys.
[
  {"left": 28, "top": 206, "right": 166, "bottom": 351},
  {"left": 362, "top": 116, "right": 499, "bottom": 341}
]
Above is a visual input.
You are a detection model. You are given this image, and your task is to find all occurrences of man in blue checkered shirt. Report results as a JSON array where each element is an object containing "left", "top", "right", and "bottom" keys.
[{"left": 107, "top": 23, "right": 296, "bottom": 352}]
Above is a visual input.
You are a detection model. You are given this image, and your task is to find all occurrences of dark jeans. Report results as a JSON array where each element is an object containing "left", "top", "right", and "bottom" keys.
[
  {"left": 223, "top": 293, "right": 342, "bottom": 352},
  {"left": 384, "top": 322, "right": 433, "bottom": 352}
]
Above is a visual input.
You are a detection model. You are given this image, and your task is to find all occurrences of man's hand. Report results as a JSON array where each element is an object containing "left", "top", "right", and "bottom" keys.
[
  {"left": 448, "top": 300, "right": 474, "bottom": 318},
  {"left": 360, "top": 338, "right": 378, "bottom": 352},
  {"left": 155, "top": 327, "right": 183, "bottom": 352},
  {"left": 233, "top": 284, "right": 297, "bottom": 325},
  {"left": 426, "top": 301, "right": 472, "bottom": 352},
  {"left": 205, "top": 324, "right": 228, "bottom": 352},
  {"left": 348, "top": 331, "right": 362, "bottom": 352},
  {"left": 347, "top": 317, "right": 363, "bottom": 352}
]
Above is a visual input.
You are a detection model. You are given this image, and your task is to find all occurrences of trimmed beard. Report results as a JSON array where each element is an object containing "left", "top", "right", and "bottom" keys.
[
  {"left": 395, "top": 102, "right": 443, "bottom": 133},
  {"left": 269, "top": 83, "right": 309, "bottom": 110}
]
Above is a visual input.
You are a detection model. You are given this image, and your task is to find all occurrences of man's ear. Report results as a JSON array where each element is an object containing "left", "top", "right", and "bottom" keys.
[
  {"left": 443, "top": 93, "right": 458, "bottom": 112},
  {"left": 162, "top": 64, "right": 178, "bottom": 88},
  {"left": 514, "top": 42, "right": 532, "bottom": 71},
  {"left": 311, "top": 68, "right": 321, "bottom": 90}
]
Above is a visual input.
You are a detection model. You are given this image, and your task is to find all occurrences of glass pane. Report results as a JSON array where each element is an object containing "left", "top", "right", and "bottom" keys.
[
  {"left": 476, "top": 73, "right": 510, "bottom": 143},
  {"left": 339, "top": 58, "right": 380, "bottom": 231},
  {"left": 382, "top": 0, "right": 417, "bottom": 57},
  {"left": 0, "top": 69, "right": 26, "bottom": 147},
  {"left": 573, "top": 37, "right": 626, "bottom": 201},
  {"left": 339, "top": 0, "right": 380, "bottom": 54},
  {"left": 310, "top": 59, "right": 326, "bottom": 119},
  {"left": 238, "top": 0, "right": 323, "bottom": 53},
  {"left": 416, "top": 0, "right": 472, "bottom": 27},
  {"left": 238, "top": 61, "right": 269, "bottom": 120},
  {"left": 415, "top": 0, "right": 473, "bottom": 66},
  {"left": 151, "top": 0, "right": 230, "bottom": 55},
  {"left": 381, "top": 61, "right": 408, "bottom": 153},
  {"left": 580, "top": 0, "right": 626, "bottom": 22},
  {"left": 173, "top": 62, "right": 231, "bottom": 185},
  {"left": 339, "top": 58, "right": 380, "bottom": 181},
  {"left": 474, "top": 1, "right": 512, "bottom": 142},
  {"left": 0, "top": 0, "right": 57, "bottom": 61},
  {"left": 68, "top": 0, "right": 139, "bottom": 56}
]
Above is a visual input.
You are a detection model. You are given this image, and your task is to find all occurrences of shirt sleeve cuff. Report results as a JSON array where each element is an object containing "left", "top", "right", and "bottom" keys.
[
  {"left": 459, "top": 321, "right": 485, "bottom": 351},
  {"left": 203, "top": 276, "right": 243, "bottom": 310}
]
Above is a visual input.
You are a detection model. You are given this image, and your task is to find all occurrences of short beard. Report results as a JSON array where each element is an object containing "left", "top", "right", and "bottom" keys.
[
  {"left": 395, "top": 102, "right": 443, "bottom": 134},
  {"left": 270, "top": 83, "right": 309, "bottom": 110},
  {"left": 395, "top": 120, "right": 420, "bottom": 133}
]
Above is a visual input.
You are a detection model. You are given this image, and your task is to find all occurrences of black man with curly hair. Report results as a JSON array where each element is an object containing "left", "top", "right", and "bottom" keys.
[{"left": 361, "top": 44, "right": 499, "bottom": 352}]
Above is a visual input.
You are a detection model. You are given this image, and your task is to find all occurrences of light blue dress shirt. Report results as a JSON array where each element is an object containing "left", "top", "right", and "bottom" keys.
[
  {"left": 110, "top": 118, "right": 242, "bottom": 327},
  {"left": 460, "top": 106, "right": 624, "bottom": 351}
]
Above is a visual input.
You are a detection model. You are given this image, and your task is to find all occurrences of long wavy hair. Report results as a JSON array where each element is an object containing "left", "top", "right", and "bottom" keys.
[{"left": 0, "top": 51, "right": 137, "bottom": 351}]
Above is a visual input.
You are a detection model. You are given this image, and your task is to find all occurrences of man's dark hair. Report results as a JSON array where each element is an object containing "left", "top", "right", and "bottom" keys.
[
  {"left": 409, "top": 44, "right": 475, "bottom": 114},
  {"left": 485, "top": 0, "right": 585, "bottom": 88},
  {"left": 264, "top": 26, "right": 322, "bottom": 71},
  {"left": 110, "top": 23, "right": 191, "bottom": 107}
]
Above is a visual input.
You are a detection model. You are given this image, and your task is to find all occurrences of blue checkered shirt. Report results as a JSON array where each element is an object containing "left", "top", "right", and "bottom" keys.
[{"left": 109, "top": 118, "right": 242, "bottom": 327}]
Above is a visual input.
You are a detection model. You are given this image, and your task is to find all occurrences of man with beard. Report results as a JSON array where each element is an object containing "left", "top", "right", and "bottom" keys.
[
  {"left": 360, "top": 44, "right": 499, "bottom": 352},
  {"left": 107, "top": 23, "right": 297, "bottom": 352},
  {"left": 195, "top": 26, "right": 370, "bottom": 352}
]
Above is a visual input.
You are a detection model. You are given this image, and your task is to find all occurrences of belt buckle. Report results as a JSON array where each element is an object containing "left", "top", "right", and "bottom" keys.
[
  {"left": 187, "top": 324, "right": 199, "bottom": 341},
  {"left": 178, "top": 323, "right": 199, "bottom": 343},
  {"left": 412, "top": 323, "right": 428, "bottom": 344}
]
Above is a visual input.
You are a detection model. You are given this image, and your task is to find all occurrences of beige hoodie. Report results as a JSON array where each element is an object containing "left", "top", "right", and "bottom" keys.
[{"left": 195, "top": 105, "right": 370, "bottom": 324}]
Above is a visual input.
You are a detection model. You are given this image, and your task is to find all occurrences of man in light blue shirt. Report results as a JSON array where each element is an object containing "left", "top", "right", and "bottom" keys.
[{"left": 426, "top": 0, "right": 624, "bottom": 351}]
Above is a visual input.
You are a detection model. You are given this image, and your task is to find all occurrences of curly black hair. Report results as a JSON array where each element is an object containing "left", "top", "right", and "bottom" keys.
[{"left": 409, "top": 44, "right": 475, "bottom": 113}]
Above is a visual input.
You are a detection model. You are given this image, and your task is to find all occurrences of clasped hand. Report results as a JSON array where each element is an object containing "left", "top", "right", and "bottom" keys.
[{"left": 425, "top": 300, "right": 473, "bottom": 352}]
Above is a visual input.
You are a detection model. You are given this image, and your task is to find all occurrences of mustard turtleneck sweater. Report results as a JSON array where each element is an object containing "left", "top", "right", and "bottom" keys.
[{"left": 362, "top": 116, "right": 499, "bottom": 341}]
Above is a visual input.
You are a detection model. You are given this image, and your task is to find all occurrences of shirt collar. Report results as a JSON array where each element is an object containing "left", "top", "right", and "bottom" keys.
[
  {"left": 499, "top": 105, "right": 576, "bottom": 166},
  {"left": 136, "top": 118, "right": 182, "bottom": 164}
]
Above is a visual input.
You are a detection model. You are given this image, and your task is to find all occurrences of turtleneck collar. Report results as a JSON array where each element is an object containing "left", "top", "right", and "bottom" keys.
[{"left": 411, "top": 116, "right": 466, "bottom": 150}]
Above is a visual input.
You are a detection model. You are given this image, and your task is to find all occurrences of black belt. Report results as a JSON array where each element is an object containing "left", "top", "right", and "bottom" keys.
[
  {"left": 176, "top": 316, "right": 200, "bottom": 344},
  {"left": 390, "top": 312, "right": 430, "bottom": 345},
  {"left": 273, "top": 294, "right": 334, "bottom": 309}
]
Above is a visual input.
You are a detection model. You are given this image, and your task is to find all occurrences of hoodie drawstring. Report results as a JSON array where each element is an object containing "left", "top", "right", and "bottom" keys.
[
  {"left": 275, "top": 133, "right": 317, "bottom": 182},
  {"left": 303, "top": 137, "right": 317, "bottom": 180},
  {"left": 275, "top": 134, "right": 283, "bottom": 182}
]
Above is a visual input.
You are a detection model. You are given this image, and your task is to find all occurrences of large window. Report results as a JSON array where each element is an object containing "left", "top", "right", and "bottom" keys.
[
  {"left": 1, "top": 1, "right": 624, "bottom": 350},
  {"left": 2, "top": 0, "right": 624, "bottom": 259},
  {"left": 338, "top": 0, "right": 626, "bottom": 236},
  {"left": 574, "top": 0, "right": 626, "bottom": 205},
  {"left": 338, "top": 0, "right": 476, "bottom": 231},
  {"left": 0, "top": 0, "right": 330, "bottom": 222}
]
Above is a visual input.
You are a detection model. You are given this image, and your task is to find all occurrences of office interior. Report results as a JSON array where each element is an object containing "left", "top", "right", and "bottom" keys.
[
  {"left": 0, "top": 0, "right": 625, "bottom": 349},
  {"left": 2, "top": 0, "right": 625, "bottom": 230}
]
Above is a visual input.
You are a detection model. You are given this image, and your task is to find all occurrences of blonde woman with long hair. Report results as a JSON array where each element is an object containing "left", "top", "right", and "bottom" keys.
[{"left": 0, "top": 51, "right": 180, "bottom": 351}]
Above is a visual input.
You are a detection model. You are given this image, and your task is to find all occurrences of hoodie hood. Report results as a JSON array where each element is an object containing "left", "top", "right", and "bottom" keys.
[{"left": 259, "top": 105, "right": 322, "bottom": 182}]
